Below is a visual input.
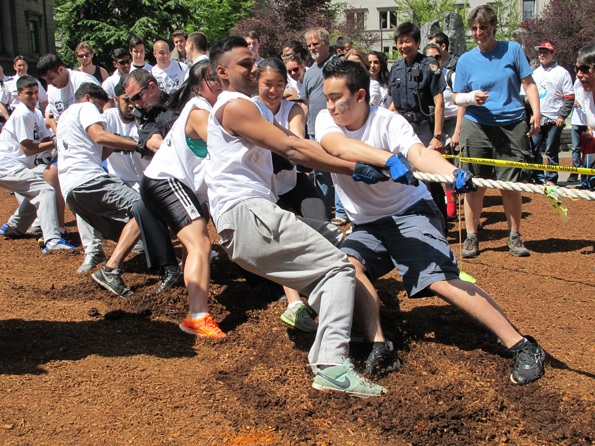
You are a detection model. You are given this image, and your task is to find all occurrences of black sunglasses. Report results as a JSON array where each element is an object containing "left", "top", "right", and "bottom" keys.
[
  {"left": 575, "top": 64, "right": 592, "bottom": 74},
  {"left": 116, "top": 59, "right": 131, "bottom": 66},
  {"left": 130, "top": 83, "right": 149, "bottom": 102}
]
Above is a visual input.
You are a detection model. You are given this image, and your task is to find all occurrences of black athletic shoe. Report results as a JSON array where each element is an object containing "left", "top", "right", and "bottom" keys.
[
  {"left": 156, "top": 267, "right": 183, "bottom": 293},
  {"left": 364, "top": 340, "right": 401, "bottom": 376},
  {"left": 510, "top": 336, "right": 545, "bottom": 385}
]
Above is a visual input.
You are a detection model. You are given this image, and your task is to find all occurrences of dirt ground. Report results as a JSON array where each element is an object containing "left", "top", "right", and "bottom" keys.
[{"left": 0, "top": 178, "right": 594, "bottom": 445}]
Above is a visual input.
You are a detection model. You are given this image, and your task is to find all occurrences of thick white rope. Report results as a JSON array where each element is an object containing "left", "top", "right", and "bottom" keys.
[{"left": 414, "top": 172, "right": 595, "bottom": 201}]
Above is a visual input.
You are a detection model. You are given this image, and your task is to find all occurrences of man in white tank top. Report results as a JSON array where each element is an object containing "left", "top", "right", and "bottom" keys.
[{"left": 205, "top": 36, "right": 415, "bottom": 397}]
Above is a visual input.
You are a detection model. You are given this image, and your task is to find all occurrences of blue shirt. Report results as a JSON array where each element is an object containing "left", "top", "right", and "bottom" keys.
[{"left": 454, "top": 41, "right": 532, "bottom": 126}]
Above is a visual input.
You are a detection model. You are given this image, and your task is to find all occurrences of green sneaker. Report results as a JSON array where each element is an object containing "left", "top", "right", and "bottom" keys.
[
  {"left": 312, "top": 358, "right": 387, "bottom": 398},
  {"left": 280, "top": 302, "right": 318, "bottom": 333}
]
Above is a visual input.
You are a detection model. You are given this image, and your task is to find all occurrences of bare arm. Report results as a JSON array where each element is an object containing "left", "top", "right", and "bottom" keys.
[
  {"left": 287, "top": 103, "right": 305, "bottom": 138},
  {"left": 406, "top": 142, "right": 458, "bottom": 176},
  {"left": 87, "top": 123, "right": 138, "bottom": 151},
  {"left": 20, "top": 137, "right": 55, "bottom": 157},
  {"left": 430, "top": 92, "right": 444, "bottom": 150},
  {"left": 319, "top": 132, "right": 393, "bottom": 166},
  {"left": 220, "top": 98, "right": 354, "bottom": 175},
  {"left": 521, "top": 75, "right": 541, "bottom": 137},
  {"left": 0, "top": 102, "right": 9, "bottom": 121},
  {"left": 185, "top": 107, "right": 209, "bottom": 141},
  {"left": 450, "top": 106, "right": 466, "bottom": 148}
]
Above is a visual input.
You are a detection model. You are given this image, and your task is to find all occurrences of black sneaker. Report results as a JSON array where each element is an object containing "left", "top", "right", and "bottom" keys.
[
  {"left": 364, "top": 340, "right": 401, "bottom": 376},
  {"left": 92, "top": 267, "right": 134, "bottom": 297},
  {"left": 462, "top": 236, "right": 479, "bottom": 258},
  {"left": 156, "top": 266, "right": 183, "bottom": 293},
  {"left": 510, "top": 336, "right": 545, "bottom": 385},
  {"left": 566, "top": 174, "right": 579, "bottom": 183},
  {"left": 508, "top": 235, "right": 530, "bottom": 257}
]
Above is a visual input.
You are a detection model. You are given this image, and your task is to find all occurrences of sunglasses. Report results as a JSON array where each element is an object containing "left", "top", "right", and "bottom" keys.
[
  {"left": 431, "top": 54, "right": 442, "bottom": 61},
  {"left": 287, "top": 67, "right": 301, "bottom": 74},
  {"left": 575, "top": 64, "right": 592, "bottom": 74},
  {"left": 116, "top": 59, "right": 131, "bottom": 66},
  {"left": 281, "top": 52, "right": 295, "bottom": 60},
  {"left": 77, "top": 52, "right": 91, "bottom": 59},
  {"left": 129, "top": 83, "right": 149, "bottom": 102}
]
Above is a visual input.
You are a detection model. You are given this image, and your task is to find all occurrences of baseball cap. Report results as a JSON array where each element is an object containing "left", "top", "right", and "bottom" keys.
[
  {"left": 113, "top": 75, "right": 127, "bottom": 97},
  {"left": 535, "top": 42, "right": 555, "bottom": 53}
]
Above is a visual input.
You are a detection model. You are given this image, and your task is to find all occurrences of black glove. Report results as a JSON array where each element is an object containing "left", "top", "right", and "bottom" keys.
[
  {"left": 353, "top": 163, "right": 389, "bottom": 184},
  {"left": 136, "top": 142, "right": 153, "bottom": 159},
  {"left": 272, "top": 152, "right": 294, "bottom": 174},
  {"left": 452, "top": 168, "right": 477, "bottom": 193}
]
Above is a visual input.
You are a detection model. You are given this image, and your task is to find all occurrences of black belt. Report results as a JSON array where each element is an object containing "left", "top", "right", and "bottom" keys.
[{"left": 401, "top": 111, "right": 426, "bottom": 124}]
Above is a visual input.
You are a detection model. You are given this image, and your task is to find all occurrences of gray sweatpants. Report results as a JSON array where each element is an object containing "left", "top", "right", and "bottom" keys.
[
  {"left": 0, "top": 165, "right": 61, "bottom": 242},
  {"left": 217, "top": 198, "right": 355, "bottom": 368}
]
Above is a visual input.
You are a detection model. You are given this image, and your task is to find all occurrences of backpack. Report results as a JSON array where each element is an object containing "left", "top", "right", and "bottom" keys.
[{"left": 445, "top": 53, "right": 460, "bottom": 90}]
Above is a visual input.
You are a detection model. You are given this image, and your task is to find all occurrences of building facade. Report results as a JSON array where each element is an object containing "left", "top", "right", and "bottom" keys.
[
  {"left": 0, "top": 0, "right": 55, "bottom": 75},
  {"left": 336, "top": 0, "right": 550, "bottom": 55}
]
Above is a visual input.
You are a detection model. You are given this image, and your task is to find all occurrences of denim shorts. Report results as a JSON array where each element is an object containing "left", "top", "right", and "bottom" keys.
[{"left": 340, "top": 199, "right": 459, "bottom": 297}]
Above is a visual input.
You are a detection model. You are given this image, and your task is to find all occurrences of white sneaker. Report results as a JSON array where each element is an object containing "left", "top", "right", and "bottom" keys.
[{"left": 77, "top": 251, "right": 106, "bottom": 273}]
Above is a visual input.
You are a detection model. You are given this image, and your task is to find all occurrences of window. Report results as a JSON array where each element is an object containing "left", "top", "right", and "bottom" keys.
[
  {"left": 523, "top": 0, "right": 535, "bottom": 20},
  {"left": 379, "top": 10, "right": 397, "bottom": 30},
  {"left": 346, "top": 9, "right": 366, "bottom": 31},
  {"left": 29, "top": 19, "right": 40, "bottom": 54}
]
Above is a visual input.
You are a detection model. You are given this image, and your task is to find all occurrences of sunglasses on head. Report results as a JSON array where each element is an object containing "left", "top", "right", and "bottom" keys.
[
  {"left": 130, "top": 83, "right": 149, "bottom": 102},
  {"left": 575, "top": 64, "right": 592, "bottom": 74}
]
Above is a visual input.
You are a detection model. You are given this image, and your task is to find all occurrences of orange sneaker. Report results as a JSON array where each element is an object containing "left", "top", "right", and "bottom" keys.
[{"left": 179, "top": 314, "right": 226, "bottom": 338}]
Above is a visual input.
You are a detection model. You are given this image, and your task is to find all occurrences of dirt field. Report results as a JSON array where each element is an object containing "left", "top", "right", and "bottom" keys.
[{"left": 0, "top": 180, "right": 593, "bottom": 445}]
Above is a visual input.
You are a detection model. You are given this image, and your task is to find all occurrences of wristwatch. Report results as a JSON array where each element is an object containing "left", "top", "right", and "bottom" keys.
[{"left": 433, "top": 134, "right": 444, "bottom": 142}]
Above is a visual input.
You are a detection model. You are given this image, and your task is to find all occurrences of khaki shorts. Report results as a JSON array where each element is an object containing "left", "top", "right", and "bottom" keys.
[{"left": 460, "top": 118, "right": 532, "bottom": 182}]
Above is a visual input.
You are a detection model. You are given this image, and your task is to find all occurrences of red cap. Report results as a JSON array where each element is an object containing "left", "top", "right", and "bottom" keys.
[{"left": 535, "top": 42, "right": 555, "bottom": 53}]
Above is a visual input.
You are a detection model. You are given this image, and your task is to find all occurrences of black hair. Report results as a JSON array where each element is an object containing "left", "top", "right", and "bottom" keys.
[
  {"left": 423, "top": 43, "right": 442, "bottom": 55},
  {"left": 209, "top": 36, "right": 249, "bottom": 80},
  {"left": 257, "top": 57, "right": 288, "bottom": 85},
  {"left": 429, "top": 32, "right": 450, "bottom": 51},
  {"left": 368, "top": 50, "right": 389, "bottom": 87},
  {"left": 128, "top": 36, "right": 146, "bottom": 51},
  {"left": 13, "top": 55, "right": 27, "bottom": 65},
  {"left": 122, "top": 69, "right": 158, "bottom": 90},
  {"left": 112, "top": 48, "right": 129, "bottom": 60},
  {"left": 323, "top": 58, "right": 370, "bottom": 103},
  {"left": 394, "top": 22, "right": 421, "bottom": 44},
  {"left": 335, "top": 36, "right": 353, "bottom": 49},
  {"left": 578, "top": 43, "right": 595, "bottom": 66},
  {"left": 16, "top": 75, "right": 37, "bottom": 91},
  {"left": 164, "top": 59, "right": 211, "bottom": 109},
  {"left": 36, "top": 54, "right": 64, "bottom": 77},
  {"left": 74, "top": 82, "right": 109, "bottom": 102},
  {"left": 188, "top": 31, "right": 209, "bottom": 53}
]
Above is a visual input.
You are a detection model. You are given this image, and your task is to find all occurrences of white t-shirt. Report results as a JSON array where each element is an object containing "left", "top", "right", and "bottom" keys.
[
  {"left": 369, "top": 79, "right": 392, "bottom": 109},
  {"left": 0, "top": 76, "right": 48, "bottom": 111},
  {"left": 571, "top": 78, "right": 588, "bottom": 126},
  {"left": 47, "top": 70, "right": 99, "bottom": 121},
  {"left": 57, "top": 102, "right": 108, "bottom": 197},
  {"left": 532, "top": 63, "right": 574, "bottom": 121},
  {"left": 0, "top": 102, "right": 51, "bottom": 177},
  {"left": 315, "top": 107, "right": 431, "bottom": 225},
  {"left": 441, "top": 69, "right": 458, "bottom": 119},
  {"left": 144, "top": 96, "right": 212, "bottom": 204},
  {"left": 104, "top": 108, "right": 148, "bottom": 185},
  {"left": 206, "top": 91, "right": 276, "bottom": 226},
  {"left": 582, "top": 90, "right": 595, "bottom": 129},
  {"left": 101, "top": 71, "right": 124, "bottom": 100},
  {"left": 130, "top": 63, "right": 153, "bottom": 72},
  {"left": 151, "top": 62, "right": 189, "bottom": 94}
]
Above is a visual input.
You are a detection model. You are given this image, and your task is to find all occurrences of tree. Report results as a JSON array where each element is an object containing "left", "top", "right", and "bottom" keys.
[
  {"left": 519, "top": 0, "right": 594, "bottom": 73},
  {"left": 232, "top": 0, "right": 377, "bottom": 59},
  {"left": 393, "top": 0, "right": 463, "bottom": 26},
  {"left": 54, "top": 0, "right": 252, "bottom": 69}
]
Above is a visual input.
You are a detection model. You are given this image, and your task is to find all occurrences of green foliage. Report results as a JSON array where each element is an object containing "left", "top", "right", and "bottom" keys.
[
  {"left": 54, "top": 0, "right": 252, "bottom": 69},
  {"left": 489, "top": 0, "right": 522, "bottom": 42},
  {"left": 393, "top": 0, "right": 463, "bottom": 26}
]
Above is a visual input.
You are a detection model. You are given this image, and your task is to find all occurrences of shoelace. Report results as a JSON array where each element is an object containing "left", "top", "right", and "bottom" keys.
[{"left": 203, "top": 315, "right": 224, "bottom": 333}]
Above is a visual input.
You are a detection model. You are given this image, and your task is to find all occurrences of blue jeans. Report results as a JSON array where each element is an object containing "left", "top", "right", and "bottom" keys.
[
  {"left": 571, "top": 125, "right": 588, "bottom": 168},
  {"left": 531, "top": 123, "right": 562, "bottom": 183}
]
